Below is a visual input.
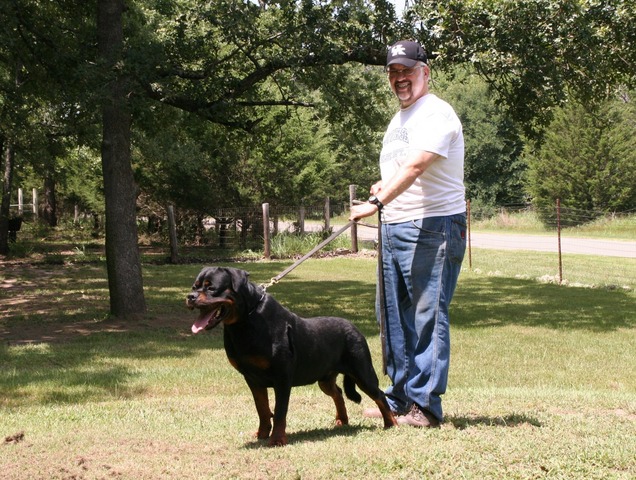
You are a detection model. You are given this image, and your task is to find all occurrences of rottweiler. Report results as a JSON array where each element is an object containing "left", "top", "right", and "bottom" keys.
[{"left": 186, "top": 266, "right": 397, "bottom": 446}]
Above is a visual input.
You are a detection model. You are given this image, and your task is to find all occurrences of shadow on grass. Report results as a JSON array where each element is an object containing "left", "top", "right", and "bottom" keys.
[
  {"left": 0, "top": 329, "right": 225, "bottom": 407},
  {"left": 452, "top": 276, "right": 635, "bottom": 332},
  {"left": 447, "top": 412, "right": 542, "bottom": 430},
  {"left": 241, "top": 424, "right": 373, "bottom": 449}
]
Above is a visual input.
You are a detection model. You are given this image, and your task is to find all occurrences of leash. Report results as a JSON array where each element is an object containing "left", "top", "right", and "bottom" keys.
[
  {"left": 376, "top": 211, "right": 388, "bottom": 375},
  {"left": 260, "top": 220, "right": 355, "bottom": 291}
]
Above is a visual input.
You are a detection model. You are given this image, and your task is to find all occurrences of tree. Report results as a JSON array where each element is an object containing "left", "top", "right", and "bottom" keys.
[
  {"left": 97, "top": 0, "right": 146, "bottom": 317},
  {"left": 98, "top": 0, "right": 397, "bottom": 316},
  {"left": 133, "top": 61, "right": 394, "bottom": 217},
  {"left": 407, "top": 0, "right": 636, "bottom": 138},
  {"left": 1, "top": 0, "right": 98, "bottom": 251},
  {"left": 525, "top": 93, "right": 636, "bottom": 226},
  {"left": 433, "top": 66, "right": 525, "bottom": 210}
]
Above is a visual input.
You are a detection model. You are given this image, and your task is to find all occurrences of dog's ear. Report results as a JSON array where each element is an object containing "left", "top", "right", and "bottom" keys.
[
  {"left": 227, "top": 268, "right": 249, "bottom": 293},
  {"left": 193, "top": 267, "right": 211, "bottom": 289}
]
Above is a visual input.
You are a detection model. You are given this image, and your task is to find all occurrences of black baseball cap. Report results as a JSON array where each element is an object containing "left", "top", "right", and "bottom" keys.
[{"left": 386, "top": 40, "right": 428, "bottom": 67}]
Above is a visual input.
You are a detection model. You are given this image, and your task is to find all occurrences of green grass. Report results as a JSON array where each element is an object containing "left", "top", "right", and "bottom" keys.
[
  {"left": 1, "top": 257, "right": 635, "bottom": 479},
  {"left": 469, "top": 249, "right": 635, "bottom": 290}
]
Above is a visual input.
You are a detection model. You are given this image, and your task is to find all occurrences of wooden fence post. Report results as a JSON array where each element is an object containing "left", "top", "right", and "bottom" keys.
[
  {"left": 298, "top": 207, "right": 305, "bottom": 234},
  {"left": 557, "top": 198, "right": 563, "bottom": 285},
  {"left": 349, "top": 185, "right": 358, "bottom": 253},
  {"left": 263, "top": 203, "right": 271, "bottom": 260},
  {"left": 324, "top": 197, "right": 330, "bottom": 232},
  {"left": 167, "top": 204, "right": 179, "bottom": 264},
  {"left": 18, "top": 188, "right": 23, "bottom": 215}
]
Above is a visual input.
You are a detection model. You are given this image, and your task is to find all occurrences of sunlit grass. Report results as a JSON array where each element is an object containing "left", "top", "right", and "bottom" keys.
[{"left": 1, "top": 257, "right": 635, "bottom": 479}]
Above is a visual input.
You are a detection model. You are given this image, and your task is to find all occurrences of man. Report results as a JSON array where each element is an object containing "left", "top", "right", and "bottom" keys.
[{"left": 350, "top": 40, "right": 466, "bottom": 428}]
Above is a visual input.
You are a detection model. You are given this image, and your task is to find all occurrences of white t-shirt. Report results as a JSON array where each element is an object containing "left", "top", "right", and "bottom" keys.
[{"left": 380, "top": 93, "right": 465, "bottom": 224}]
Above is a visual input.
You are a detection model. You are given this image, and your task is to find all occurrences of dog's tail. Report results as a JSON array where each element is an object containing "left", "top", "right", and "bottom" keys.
[{"left": 343, "top": 375, "right": 362, "bottom": 403}]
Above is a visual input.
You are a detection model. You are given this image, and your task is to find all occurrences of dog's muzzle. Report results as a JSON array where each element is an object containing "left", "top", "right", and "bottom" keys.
[{"left": 187, "top": 293, "right": 233, "bottom": 334}]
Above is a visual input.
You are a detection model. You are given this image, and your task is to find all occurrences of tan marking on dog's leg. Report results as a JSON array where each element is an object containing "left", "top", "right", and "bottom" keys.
[
  {"left": 319, "top": 380, "right": 349, "bottom": 426},
  {"left": 268, "top": 420, "right": 288, "bottom": 447},
  {"left": 249, "top": 385, "right": 273, "bottom": 440},
  {"left": 245, "top": 355, "right": 271, "bottom": 370},
  {"left": 375, "top": 398, "right": 398, "bottom": 428}
]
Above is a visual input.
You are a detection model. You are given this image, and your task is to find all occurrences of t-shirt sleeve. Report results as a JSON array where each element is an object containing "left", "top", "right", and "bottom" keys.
[{"left": 409, "top": 110, "right": 459, "bottom": 159}]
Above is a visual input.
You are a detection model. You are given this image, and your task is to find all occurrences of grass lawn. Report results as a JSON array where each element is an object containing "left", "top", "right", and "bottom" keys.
[{"left": 1, "top": 256, "right": 635, "bottom": 479}]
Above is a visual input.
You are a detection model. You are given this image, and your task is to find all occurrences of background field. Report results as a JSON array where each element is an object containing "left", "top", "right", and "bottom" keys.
[{"left": 1, "top": 252, "right": 635, "bottom": 479}]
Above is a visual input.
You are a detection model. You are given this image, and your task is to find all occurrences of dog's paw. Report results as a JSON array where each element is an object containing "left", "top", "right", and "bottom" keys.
[{"left": 267, "top": 434, "right": 287, "bottom": 447}]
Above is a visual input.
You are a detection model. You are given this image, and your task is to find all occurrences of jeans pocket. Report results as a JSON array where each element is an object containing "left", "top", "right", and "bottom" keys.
[{"left": 449, "top": 216, "right": 467, "bottom": 265}]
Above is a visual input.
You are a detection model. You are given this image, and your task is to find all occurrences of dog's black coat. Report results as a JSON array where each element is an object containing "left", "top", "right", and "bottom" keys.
[{"left": 186, "top": 266, "right": 396, "bottom": 446}]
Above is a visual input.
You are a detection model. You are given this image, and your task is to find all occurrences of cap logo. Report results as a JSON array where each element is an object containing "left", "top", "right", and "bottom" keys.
[{"left": 391, "top": 44, "right": 407, "bottom": 57}]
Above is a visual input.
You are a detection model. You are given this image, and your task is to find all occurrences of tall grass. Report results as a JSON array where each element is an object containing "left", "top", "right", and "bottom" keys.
[
  {"left": 1, "top": 257, "right": 635, "bottom": 479},
  {"left": 470, "top": 209, "right": 636, "bottom": 239},
  {"left": 268, "top": 230, "right": 361, "bottom": 258}
]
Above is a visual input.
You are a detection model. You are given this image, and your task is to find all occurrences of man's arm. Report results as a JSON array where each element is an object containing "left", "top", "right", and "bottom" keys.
[{"left": 350, "top": 150, "right": 441, "bottom": 221}]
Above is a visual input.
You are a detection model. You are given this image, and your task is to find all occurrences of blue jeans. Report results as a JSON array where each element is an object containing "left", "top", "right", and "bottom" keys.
[{"left": 378, "top": 213, "right": 466, "bottom": 421}]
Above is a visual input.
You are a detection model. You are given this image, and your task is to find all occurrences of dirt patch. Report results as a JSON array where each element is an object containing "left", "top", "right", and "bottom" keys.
[
  {"left": 1, "top": 260, "right": 190, "bottom": 346},
  {"left": 4, "top": 431, "right": 25, "bottom": 444}
]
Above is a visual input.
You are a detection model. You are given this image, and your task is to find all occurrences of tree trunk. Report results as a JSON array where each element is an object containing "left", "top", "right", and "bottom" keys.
[
  {"left": 41, "top": 175, "right": 58, "bottom": 227},
  {"left": 0, "top": 140, "right": 15, "bottom": 255},
  {"left": 97, "top": 0, "right": 146, "bottom": 317}
]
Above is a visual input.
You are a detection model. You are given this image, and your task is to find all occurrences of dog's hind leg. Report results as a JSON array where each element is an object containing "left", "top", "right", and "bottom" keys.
[
  {"left": 248, "top": 384, "right": 273, "bottom": 440},
  {"left": 347, "top": 369, "right": 398, "bottom": 429},
  {"left": 319, "top": 377, "right": 349, "bottom": 426},
  {"left": 350, "top": 376, "right": 398, "bottom": 428},
  {"left": 372, "top": 395, "right": 398, "bottom": 428}
]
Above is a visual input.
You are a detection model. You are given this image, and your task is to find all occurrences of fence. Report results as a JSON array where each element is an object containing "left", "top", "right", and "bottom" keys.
[
  {"left": 167, "top": 191, "right": 634, "bottom": 290},
  {"left": 9, "top": 188, "right": 38, "bottom": 217}
]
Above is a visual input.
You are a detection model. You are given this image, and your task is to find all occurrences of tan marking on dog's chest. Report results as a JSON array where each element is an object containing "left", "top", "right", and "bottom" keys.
[{"left": 228, "top": 355, "right": 271, "bottom": 370}]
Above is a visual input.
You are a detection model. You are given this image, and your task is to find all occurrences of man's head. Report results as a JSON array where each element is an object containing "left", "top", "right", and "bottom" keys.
[{"left": 385, "top": 40, "right": 430, "bottom": 109}]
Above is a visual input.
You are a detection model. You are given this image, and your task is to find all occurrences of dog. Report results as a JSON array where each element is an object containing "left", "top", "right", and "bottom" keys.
[{"left": 186, "top": 266, "right": 397, "bottom": 446}]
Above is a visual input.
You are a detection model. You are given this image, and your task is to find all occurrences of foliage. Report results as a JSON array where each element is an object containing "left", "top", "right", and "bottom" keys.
[
  {"left": 525, "top": 93, "right": 636, "bottom": 226},
  {"left": 133, "top": 62, "right": 393, "bottom": 214},
  {"left": 408, "top": 0, "right": 636, "bottom": 138},
  {"left": 128, "top": 0, "right": 397, "bottom": 126},
  {"left": 433, "top": 66, "right": 526, "bottom": 209}
]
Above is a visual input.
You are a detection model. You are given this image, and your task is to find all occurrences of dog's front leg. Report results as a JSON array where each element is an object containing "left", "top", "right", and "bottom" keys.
[
  {"left": 248, "top": 384, "right": 273, "bottom": 440},
  {"left": 269, "top": 383, "right": 292, "bottom": 446}
]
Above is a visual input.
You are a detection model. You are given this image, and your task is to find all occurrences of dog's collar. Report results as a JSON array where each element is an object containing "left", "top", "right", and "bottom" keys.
[{"left": 248, "top": 290, "right": 267, "bottom": 316}]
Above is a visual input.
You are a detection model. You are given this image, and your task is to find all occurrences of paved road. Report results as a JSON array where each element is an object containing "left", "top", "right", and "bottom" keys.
[
  {"left": 468, "top": 232, "right": 635, "bottom": 258},
  {"left": 346, "top": 224, "right": 636, "bottom": 259}
]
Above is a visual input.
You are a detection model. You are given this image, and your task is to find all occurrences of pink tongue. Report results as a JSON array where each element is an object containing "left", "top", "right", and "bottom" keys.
[{"left": 191, "top": 311, "right": 215, "bottom": 334}]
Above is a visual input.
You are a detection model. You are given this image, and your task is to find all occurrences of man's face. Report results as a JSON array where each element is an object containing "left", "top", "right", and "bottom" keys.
[{"left": 387, "top": 63, "right": 429, "bottom": 108}]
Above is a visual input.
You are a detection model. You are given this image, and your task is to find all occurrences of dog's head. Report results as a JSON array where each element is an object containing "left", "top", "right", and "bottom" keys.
[{"left": 186, "top": 267, "right": 249, "bottom": 334}]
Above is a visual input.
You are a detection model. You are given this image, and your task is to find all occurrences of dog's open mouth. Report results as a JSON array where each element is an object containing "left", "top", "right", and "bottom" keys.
[{"left": 191, "top": 299, "right": 232, "bottom": 334}]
